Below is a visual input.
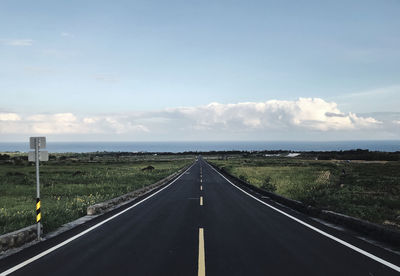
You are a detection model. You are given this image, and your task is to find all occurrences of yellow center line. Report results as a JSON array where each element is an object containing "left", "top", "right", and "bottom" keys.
[
  {"left": 200, "top": 185, "right": 203, "bottom": 191},
  {"left": 200, "top": 196, "right": 203, "bottom": 206},
  {"left": 198, "top": 228, "right": 205, "bottom": 276}
]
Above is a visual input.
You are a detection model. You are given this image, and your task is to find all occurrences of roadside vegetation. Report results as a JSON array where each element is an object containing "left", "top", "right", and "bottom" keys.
[
  {"left": 209, "top": 154, "right": 400, "bottom": 230},
  {"left": 0, "top": 152, "right": 193, "bottom": 235}
]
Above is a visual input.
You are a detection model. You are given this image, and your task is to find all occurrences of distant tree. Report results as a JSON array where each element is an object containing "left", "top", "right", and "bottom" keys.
[{"left": 0, "top": 154, "right": 10, "bottom": 160}]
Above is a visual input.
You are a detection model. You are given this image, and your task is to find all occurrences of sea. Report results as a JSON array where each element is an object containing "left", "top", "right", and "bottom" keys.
[{"left": 0, "top": 141, "right": 399, "bottom": 153}]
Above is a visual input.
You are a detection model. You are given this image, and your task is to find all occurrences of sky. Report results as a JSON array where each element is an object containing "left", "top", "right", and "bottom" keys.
[{"left": 1, "top": 0, "right": 399, "bottom": 141}]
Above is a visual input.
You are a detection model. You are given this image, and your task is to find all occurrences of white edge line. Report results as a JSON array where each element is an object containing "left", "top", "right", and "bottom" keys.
[
  {"left": 0, "top": 163, "right": 195, "bottom": 276},
  {"left": 206, "top": 161, "right": 400, "bottom": 272}
]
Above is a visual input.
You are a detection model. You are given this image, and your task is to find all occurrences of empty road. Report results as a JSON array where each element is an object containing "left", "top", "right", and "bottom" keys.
[{"left": 1, "top": 158, "right": 399, "bottom": 275}]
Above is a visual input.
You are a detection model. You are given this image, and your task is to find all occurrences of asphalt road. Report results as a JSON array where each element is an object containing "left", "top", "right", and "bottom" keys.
[{"left": 1, "top": 158, "right": 399, "bottom": 275}]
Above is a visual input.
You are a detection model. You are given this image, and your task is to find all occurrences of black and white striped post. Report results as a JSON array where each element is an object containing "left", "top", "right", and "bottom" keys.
[{"left": 29, "top": 137, "right": 48, "bottom": 240}]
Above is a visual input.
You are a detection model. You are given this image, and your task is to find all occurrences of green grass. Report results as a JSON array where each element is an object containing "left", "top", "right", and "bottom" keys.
[
  {"left": 210, "top": 157, "right": 400, "bottom": 229},
  {"left": 0, "top": 155, "right": 192, "bottom": 235}
]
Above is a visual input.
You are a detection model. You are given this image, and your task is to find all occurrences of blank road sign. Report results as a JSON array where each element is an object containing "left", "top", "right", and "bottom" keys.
[
  {"left": 28, "top": 150, "right": 49, "bottom": 162},
  {"left": 30, "top": 137, "right": 46, "bottom": 149}
]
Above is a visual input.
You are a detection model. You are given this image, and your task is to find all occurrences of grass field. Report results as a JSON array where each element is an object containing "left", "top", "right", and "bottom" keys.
[
  {"left": 209, "top": 157, "right": 400, "bottom": 230},
  {"left": 0, "top": 154, "right": 193, "bottom": 235}
]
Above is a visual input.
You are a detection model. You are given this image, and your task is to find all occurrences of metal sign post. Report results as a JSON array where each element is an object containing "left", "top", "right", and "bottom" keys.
[{"left": 29, "top": 137, "right": 48, "bottom": 240}]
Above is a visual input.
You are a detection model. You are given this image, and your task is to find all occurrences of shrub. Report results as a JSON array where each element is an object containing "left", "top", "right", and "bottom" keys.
[
  {"left": 261, "top": 176, "right": 276, "bottom": 192},
  {"left": 239, "top": 174, "right": 248, "bottom": 183}
]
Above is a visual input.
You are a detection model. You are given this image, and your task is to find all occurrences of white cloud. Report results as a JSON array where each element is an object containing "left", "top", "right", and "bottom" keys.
[
  {"left": 0, "top": 113, "right": 148, "bottom": 135},
  {"left": 27, "top": 113, "right": 80, "bottom": 134},
  {"left": 1, "top": 39, "right": 33, "bottom": 46},
  {"left": 61, "top": 32, "right": 74, "bottom": 38},
  {"left": 0, "top": 113, "right": 22, "bottom": 134},
  {"left": 0, "top": 113, "right": 21, "bottom": 121},
  {"left": 339, "top": 85, "right": 400, "bottom": 99},
  {"left": 0, "top": 98, "right": 387, "bottom": 139},
  {"left": 164, "top": 98, "right": 380, "bottom": 131},
  {"left": 83, "top": 117, "right": 98, "bottom": 124}
]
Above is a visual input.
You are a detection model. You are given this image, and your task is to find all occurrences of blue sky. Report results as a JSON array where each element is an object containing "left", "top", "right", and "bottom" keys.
[{"left": 1, "top": 0, "right": 399, "bottom": 141}]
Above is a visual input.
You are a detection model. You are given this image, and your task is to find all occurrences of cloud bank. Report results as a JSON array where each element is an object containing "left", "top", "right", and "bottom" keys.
[
  {"left": 164, "top": 98, "right": 380, "bottom": 131},
  {"left": 0, "top": 98, "right": 394, "bottom": 141}
]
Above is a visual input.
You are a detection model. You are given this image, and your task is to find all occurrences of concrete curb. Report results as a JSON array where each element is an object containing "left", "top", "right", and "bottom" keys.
[
  {"left": 0, "top": 225, "right": 42, "bottom": 253},
  {"left": 0, "top": 164, "right": 190, "bottom": 256},
  {"left": 209, "top": 162, "right": 400, "bottom": 247}
]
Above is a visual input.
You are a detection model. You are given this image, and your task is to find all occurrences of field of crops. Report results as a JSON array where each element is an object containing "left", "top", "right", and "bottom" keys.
[
  {"left": 210, "top": 157, "right": 400, "bottom": 230},
  {"left": 0, "top": 154, "right": 193, "bottom": 235}
]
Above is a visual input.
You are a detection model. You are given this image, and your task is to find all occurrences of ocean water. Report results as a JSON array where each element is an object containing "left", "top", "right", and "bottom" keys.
[{"left": 0, "top": 141, "right": 399, "bottom": 153}]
